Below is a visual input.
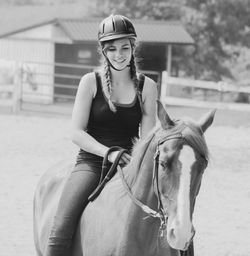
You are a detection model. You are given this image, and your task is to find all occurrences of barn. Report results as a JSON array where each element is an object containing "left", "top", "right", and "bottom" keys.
[{"left": 0, "top": 5, "right": 194, "bottom": 104}]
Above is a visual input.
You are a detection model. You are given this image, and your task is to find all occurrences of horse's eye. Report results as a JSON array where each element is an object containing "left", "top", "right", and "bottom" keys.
[
  {"left": 159, "top": 160, "right": 171, "bottom": 170},
  {"left": 160, "top": 161, "right": 166, "bottom": 168}
]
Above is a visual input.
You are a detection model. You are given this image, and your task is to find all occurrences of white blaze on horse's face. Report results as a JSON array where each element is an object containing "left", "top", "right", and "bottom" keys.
[
  {"left": 157, "top": 140, "right": 196, "bottom": 251},
  {"left": 167, "top": 145, "right": 196, "bottom": 250}
]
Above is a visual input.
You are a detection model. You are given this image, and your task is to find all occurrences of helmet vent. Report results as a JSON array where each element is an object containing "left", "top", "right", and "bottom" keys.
[
  {"left": 121, "top": 17, "right": 128, "bottom": 31},
  {"left": 112, "top": 15, "right": 116, "bottom": 32}
]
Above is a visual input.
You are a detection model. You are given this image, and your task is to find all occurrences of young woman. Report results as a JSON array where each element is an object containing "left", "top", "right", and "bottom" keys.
[{"left": 45, "top": 14, "right": 158, "bottom": 256}]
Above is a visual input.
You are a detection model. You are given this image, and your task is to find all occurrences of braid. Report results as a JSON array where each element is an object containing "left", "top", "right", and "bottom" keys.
[
  {"left": 130, "top": 54, "right": 144, "bottom": 113},
  {"left": 103, "top": 59, "right": 117, "bottom": 112}
]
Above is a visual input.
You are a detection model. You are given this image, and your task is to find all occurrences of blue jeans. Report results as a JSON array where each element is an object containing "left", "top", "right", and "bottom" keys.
[{"left": 45, "top": 162, "right": 101, "bottom": 256}]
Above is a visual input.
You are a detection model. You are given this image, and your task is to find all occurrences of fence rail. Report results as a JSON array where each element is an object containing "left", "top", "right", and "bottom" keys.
[{"left": 160, "top": 71, "right": 250, "bottom": 111}]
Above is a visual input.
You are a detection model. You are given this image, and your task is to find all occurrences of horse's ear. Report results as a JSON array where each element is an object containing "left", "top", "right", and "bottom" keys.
[
  {"left": 198, "top": 109, "right": 216, "bottom": 133},
  {"left": 157, "top": 100, "right": 175, "bottom": 129}
]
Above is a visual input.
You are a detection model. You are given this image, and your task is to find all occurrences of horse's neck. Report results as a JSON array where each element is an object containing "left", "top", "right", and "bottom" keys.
[
  {"left": 121, "top": 139, "right": 160, "bottom": 251},
  {"left": 126, "top": 136, "right": 156, "bottom": 202}
]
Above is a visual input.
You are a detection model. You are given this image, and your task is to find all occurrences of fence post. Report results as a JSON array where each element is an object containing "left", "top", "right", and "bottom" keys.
[
  {"left": 160, "top": 71, "right": 169, "bottom": 102},
  {"left": 12, "top": 63, "right": 22, "bottom": 113}
]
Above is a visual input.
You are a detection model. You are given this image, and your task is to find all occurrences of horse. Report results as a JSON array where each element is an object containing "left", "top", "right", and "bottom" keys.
[{"left": 33, "top": 101, "right": 215, "bottom": 256}]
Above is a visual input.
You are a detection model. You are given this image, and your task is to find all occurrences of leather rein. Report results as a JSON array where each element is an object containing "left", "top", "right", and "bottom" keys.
[{"left": 118, "top": 132, "right": 184, "bottom": 236}]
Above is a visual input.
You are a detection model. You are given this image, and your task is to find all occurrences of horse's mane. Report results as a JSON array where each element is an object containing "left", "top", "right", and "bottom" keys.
[
  {"left": 132, "top": 126, "right": 158, "bottom": 158},
  {"left": 124, "top": 127, "right": 158, "bottom": 186}
]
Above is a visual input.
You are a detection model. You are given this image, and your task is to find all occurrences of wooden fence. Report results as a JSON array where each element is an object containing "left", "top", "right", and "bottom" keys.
[{"left": 160, "top": 71, "right": 250, "bottom": 112}]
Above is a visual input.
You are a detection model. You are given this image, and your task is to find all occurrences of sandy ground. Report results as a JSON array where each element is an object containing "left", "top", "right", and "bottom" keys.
[{"left": 0, "top": 106, "right": 250, "bottom": 256}]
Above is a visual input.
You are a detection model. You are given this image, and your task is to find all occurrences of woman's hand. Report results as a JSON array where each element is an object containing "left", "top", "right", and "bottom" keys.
[{"left": 108, "top": 151, "right": 131, "bottom": 167}]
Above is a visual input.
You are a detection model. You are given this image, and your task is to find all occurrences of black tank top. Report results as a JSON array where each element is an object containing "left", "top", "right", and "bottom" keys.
[{"left": 76, "top": 72, "right": 145, "bottom": 166}]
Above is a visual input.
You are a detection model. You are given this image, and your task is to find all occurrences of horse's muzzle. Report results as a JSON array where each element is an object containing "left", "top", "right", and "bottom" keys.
[{"left": 167, "top": 224, "right": 196, "bottom": 251}]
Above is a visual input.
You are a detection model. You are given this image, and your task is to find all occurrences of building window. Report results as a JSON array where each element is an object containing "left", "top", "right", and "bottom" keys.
[{"left": 77, "top": 49, "right": 92, "bottom": 64}]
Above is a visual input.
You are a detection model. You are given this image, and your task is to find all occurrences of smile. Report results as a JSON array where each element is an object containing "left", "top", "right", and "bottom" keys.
[{"left": 114, "top": 59, "right": 126, "bottom": 64}]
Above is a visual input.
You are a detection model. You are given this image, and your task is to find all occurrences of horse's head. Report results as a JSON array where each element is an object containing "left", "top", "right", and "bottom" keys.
[{"left": 154, "top": 101, "right": 215, "bottom": 251}]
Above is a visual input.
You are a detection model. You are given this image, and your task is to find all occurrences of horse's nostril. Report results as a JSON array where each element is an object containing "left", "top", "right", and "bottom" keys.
[{"left": 168, "top": 228, "right": 176, "bottom": 241}]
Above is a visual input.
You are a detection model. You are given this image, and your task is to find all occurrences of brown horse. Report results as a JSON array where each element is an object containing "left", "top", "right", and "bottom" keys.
[{"left": 33, "top": 101, "right": 215, "bottom": 256}]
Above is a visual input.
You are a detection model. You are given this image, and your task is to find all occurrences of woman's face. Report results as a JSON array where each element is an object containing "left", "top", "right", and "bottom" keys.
[{"left": 104, "top": 38, "right": 133, "bottom": 70}]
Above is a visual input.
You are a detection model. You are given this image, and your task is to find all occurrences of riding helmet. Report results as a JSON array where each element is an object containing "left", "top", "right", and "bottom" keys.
[{"left": 98, "top": 14, "right": 137, "bottom": 42}]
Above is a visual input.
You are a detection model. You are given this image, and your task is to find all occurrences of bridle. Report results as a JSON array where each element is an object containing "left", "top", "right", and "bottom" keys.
[
  {"left": 118, "top": 131, "right": 185, "bottom": 237},
  {"left": 153, "top": 132, "right": 184, "bottom": 235}
]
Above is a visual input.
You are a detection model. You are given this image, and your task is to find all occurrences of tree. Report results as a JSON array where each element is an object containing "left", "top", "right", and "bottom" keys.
[{"left": 182, "top": 0, "right": 250, "bottom": 81}]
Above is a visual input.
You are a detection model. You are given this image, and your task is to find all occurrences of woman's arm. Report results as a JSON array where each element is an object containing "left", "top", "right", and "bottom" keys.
[
  {"left": 140, "top": 76, "right": 158, "bottom": 139},
  {"left": 71, "top": 72, "right": 131, "bottom": 165},
  {"left": 71, "top": 72, "right": 109, "bottom": 158}
]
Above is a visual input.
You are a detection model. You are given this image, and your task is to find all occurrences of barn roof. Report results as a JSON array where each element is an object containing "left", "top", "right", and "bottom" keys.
[
  {"left": 0, "top": 5, "right": 194, "bottom": 45},
  {"left": 58, "top": 19, "right": 194, "bottom": 45}
]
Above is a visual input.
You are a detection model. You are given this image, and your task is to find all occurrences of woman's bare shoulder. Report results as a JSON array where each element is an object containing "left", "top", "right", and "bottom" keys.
[
  {"left": 78, "top": 72, "right": 97, "bottom": 96},
  {"left": 79, "top": 72, "right": 96, "bottom": 86},
  {"left": 141, "top": 74, "right": 158, "bottom": 99},
  {"left": 143, "top": 75, "right": 157, "bottom": 87}
]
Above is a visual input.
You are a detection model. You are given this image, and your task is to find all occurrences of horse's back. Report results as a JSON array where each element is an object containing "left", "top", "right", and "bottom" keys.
[
  {"left": 33, "top": 160, "right": 125, "bottom": 256},
  {"left": 33, "top": 160, "right": 73, "bottom": 255}
]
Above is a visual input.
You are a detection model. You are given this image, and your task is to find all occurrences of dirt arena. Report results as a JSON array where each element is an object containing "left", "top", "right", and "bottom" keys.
[{"left": 1, "top": 106, "right": 250, "bottom": 256}]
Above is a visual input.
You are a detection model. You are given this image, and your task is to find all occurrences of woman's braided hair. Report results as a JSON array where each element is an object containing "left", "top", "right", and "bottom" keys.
[{"left": 98, "top": 38, "right": 144, "bottom": 113}]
